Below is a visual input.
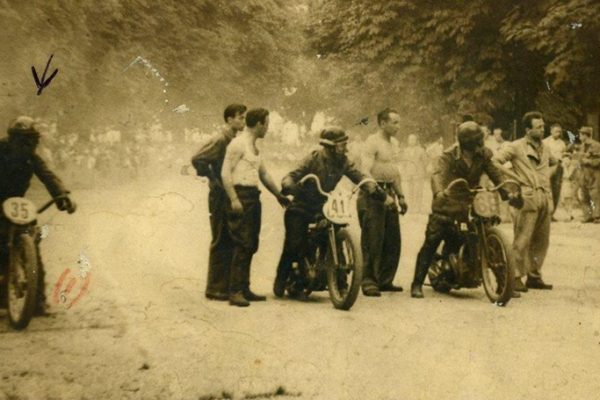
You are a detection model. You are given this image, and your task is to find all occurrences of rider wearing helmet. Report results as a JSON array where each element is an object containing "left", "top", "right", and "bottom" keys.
[
  {"left": 273, "top": 126, "right": 386, "bottom": 298},
  {"left": 0, "top": 116, "right": 76, "bottom": 315},
  {"left": 410, "top": 121, "right": 519, "bottom": 299}
]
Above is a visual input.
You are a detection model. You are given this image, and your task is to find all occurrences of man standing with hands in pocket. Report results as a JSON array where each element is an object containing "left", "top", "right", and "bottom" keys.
[{"left": 221, "top": 108, "right": 289, "bottom": 307}]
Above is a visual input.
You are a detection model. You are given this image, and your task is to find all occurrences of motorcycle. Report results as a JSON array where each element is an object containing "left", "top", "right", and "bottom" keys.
[
  {"left": 286, "top": 174, "right": 377, "bottom": 311},
  {"left": 427, "top": 178, "right": 520, "bottom": 306},
  {"left": 0, "top": 194, "right": 68, "bottom": 329}
]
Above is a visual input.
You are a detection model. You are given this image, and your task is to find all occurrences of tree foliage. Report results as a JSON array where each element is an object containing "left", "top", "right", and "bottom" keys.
[
  {"left": 0, "top": 0, "right": 301, "bottom": 135},
  {"left": 308, "top": 0, "right": 600, "bottom": 135}
]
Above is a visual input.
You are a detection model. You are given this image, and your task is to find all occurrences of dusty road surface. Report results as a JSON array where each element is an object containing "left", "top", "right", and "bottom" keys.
[{"left": 1, "top": 175, "right": 599, "bottom": 400}]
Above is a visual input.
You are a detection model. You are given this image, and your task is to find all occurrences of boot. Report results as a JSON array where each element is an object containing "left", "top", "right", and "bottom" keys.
[
  {"left": 243, "top": 288, "right": 266, "bottom": 301},
  {"left": 514, "top": 277, "right": 528, "bottom": 292},
  {"left": 229, "top": 292, "right": 250, "bottom": 307},
  {"left": 410, "top": 283, "right": 424, "bottom": 298}
]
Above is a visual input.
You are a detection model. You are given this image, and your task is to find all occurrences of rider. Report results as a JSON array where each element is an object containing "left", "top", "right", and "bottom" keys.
[
  {"left": 410, "top": 121, "right": 521, "bottom": 299},
  {"left": 273, "top": 127, "right": 386, "bottom": 297},
  {"left": 0, "top": 116, "right": 76, "bottom": 315}
]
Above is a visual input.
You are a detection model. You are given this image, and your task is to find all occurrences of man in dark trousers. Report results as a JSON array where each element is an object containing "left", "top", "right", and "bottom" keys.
[
  {"left": 221, "top": 108, "right": 289, "bottom": 307},
  {"left": 410, "top": 121, "right": 520, "bottom": 298},
  {"left": 0, "top": 116, "right": 76, "bottom": 314},
  {"left": 273, "top": 127, "right": 386, "bottom": 298},
  {"left": 191, "top": 104, "right": 246, "bottom": 300},
  {"left": 358, "top": 108, "right": 408, "bottom": 297}
]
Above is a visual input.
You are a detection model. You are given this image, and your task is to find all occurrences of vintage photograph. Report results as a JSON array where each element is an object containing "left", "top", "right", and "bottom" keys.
[{"left": 0, "top": 1, "right": 599, "bottom": 399}]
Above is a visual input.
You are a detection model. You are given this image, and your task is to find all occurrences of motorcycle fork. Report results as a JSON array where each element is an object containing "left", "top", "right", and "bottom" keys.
[
  {"left": 327, "top": 225, "right": 339, "bottom": 266},
  {"left": 475, "top": 221, "right": 490, "bottom": 279}
]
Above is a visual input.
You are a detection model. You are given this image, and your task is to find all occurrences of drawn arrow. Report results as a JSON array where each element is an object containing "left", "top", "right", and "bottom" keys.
[{"left": 31, "top": 54, "right": 59, "bottom": 95}]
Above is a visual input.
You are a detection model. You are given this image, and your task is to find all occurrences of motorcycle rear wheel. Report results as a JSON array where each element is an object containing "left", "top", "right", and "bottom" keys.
[
  {"left": 7, "top": 234, "right": 39, "bottom": 330},
  {"left": 481, "top": 227, "right": 514, "bottom": 305},
  {"left": 326, "top": 228, "right": 363, "bottom": 310}
]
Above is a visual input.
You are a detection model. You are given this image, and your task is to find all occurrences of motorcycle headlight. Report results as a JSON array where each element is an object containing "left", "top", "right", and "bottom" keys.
[{"left": 472, "top": 192, "right": 500, "bottom": 218}]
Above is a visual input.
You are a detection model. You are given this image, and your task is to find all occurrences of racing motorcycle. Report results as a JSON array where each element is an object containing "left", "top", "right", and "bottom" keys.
[
  {"left": 427, "top": 178, "right": 520, "bottom": 306},
  {"left": 0, "top": 195, "right": 68, "bottom": 329},
  {"left": 286, "top": 174, "right": 377, "bottom": 311}
]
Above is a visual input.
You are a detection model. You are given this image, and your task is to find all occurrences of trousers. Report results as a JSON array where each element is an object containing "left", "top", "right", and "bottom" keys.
[
  {"left": 205, "top": 184, "right": 234, "bottom": 295},
  {"left": 226, "top": 186, "right": 261, "bottom": 294},
  {"left": 512, "top": 188, "right": 551, "bottom": 279},
  {"left": 357, "top": 188, "right": 401, "bottom": 290}
]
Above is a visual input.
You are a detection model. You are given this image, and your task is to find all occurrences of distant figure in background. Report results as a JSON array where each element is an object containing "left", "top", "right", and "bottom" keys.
[
  {"left": 577, "top": 126, "right": 600, "bottom": 223},
  {"left": 486, "top": 127, "right": 506, "bottom": 156},
  {"left": 191, "top": 104, "right": 247, "bottom": 301},
  {"left": 221, "top": 108, "right": 289, "bottom": 307},
  {"left": 358, "top": 108, "right": 408, "bottom": 297},
  {"left": 543, "top": 124, "right": 567, "bottom": 221},
  {"left": 402, "top": 134, "right": 427, "bottom": 213},
  {"left": 425, "top": 137, "right": 444, "bottom": 176}
]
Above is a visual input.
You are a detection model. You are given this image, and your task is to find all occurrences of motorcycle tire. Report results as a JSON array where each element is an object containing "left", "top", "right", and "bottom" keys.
[
  {"left": 7, "top": 234, "right": 39, "bottom": 330},
  {"left": 326, "top": 228, "right": 363, "bottom": 311},
  {"left": 481, "top": 227, "right": 514, "bottom": 306}
]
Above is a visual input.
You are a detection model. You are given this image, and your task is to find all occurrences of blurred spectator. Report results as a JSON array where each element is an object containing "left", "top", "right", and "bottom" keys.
[
  {"left": 543, "top": 123, "right": 567, "bottom": 220},
  {"left": 401, "top": 134, "right": 427, "bottom": 213}
]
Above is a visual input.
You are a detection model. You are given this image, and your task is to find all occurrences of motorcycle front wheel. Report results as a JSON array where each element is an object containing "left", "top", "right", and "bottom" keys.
[
  {"left": 7, "top": 234, "right": 39, "bottom": 330},
  {"left": 326, "top": 228, "right": 363, "bottom": 310},
  {"left": 481, "top": 227, "right": 514, "bottom": 305}
]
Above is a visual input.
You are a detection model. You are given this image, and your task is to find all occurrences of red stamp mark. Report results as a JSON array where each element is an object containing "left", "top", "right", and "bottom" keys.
[{"left": 52, "top": 268, "right": 91, "bottom": 309}]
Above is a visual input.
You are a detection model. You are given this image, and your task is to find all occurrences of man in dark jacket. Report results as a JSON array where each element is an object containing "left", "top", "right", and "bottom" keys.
[
  {"left": 273, "top": 127, "right": 386, "bottom": 298},
  {"left": 191, "top": 104, "right": 246, "bottom": 300},
  {"left": 410, "top": 121, "right": 518, "bottom": 298},
  {"left": 0, "top": 116, "right": 76, "bottom": 314}
]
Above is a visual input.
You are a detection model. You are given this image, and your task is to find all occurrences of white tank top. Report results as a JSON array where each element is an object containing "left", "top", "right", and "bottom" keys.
[{"left": 231, "top": 136, "right": 261, "bottom": 187}]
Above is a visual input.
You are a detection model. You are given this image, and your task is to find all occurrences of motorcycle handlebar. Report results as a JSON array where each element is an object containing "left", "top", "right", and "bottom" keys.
[
  {"left": 298, "top": 174, "right": 379, "bottom": 198},
  {"left": 37, "top": 194, "right": 70, "bottom": 214},
  {"left": 445, "top": 178, "right": 520, "bottom": 194}
]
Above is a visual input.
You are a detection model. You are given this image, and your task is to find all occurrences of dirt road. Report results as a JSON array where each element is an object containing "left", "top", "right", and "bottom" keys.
[{"left": 1, "top": 176, "right": 599, "bottom": 400}]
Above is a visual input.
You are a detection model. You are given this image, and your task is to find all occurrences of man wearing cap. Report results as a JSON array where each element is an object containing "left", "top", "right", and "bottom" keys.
[
  {"left": 0, "top": 116, "right": 76, "bottom": 315},
  {"left": 273, "top": 127, "right": 386, "bottom": 298},
  {"left": 577, "top": 126, "right": 600, "bottom": 223},
  {"left": 191, "top": 104, "right": 246, "bottom": 301},
  {"left": 494, "top": 111, "right": 557, "bottom": 292},
  {"left": 410, "top": 121, "right": 518, "bottom": 298},
  {"left": 359, "top": 108, "right": 408, "bottom": 297}
]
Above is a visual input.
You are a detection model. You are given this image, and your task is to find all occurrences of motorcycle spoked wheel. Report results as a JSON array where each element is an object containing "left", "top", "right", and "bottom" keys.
[
  {"left": 7, "top": 234, "right": 39, "bottom": 330},
  {"left": 481, "top": 227, "right": 514, "bottom": 305},
  {"left": 326, "top": 228, "right": 363, "bottom": 310}
]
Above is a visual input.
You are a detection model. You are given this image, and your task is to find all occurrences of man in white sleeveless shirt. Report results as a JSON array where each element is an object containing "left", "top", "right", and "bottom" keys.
[{"left": 221, "top": 108, "right": 289, "bottom": 307}]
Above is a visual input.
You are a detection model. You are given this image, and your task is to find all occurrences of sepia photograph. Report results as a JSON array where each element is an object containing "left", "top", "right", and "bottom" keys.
[{"left": 0, "top": 1, "right": 599, "bottom": 399}]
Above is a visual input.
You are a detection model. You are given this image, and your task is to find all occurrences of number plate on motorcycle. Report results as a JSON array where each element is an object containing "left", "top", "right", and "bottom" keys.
[
  {"left": 473, "top": 192, "right": 500, "bottom": 218},
  {"left": 323, "top": 191, "right": 353, "bottom": 224},
  {"left": 2, "top": 197, "right": 37, "bottom": 225}
]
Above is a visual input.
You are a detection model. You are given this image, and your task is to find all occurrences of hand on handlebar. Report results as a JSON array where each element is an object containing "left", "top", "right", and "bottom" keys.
[{"left": 56, "top": 196, "right": 77, "bottom": 214}]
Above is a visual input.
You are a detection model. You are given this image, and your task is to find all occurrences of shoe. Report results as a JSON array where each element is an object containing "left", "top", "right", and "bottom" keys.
[
  {"left": 582, "top": 217, "right": 594, "bottom": 223},
  {"left": 243, "top": 289, "right": 266, "bottom": 302},
  {"left": 205, "top": 291, "right": 229, "bottom": 301},
  {"left": 362, "top": 287, "right": 381, "bottom": 297},
  {"left": 594, "top": 218, "right": 600, "bottom": 224},
  {"left": 512, "top": 290, "right": 521, "bottom": 298},
  {"left": 526, "top": 277, "right": 553, "bottom": 290},
  {"left": 273, "top": 279, "right": 286, "bottom": 298},
  {"left": 229, "top": 292, "right": 250, "bottom": 307},
  {"left": 514, "top": 278, "right": 528, "bottom": 292},
  {"left": 33, "top": 302, "right": 49, "bottom": 317},
  {"left": 410, "top": 283, "right": 424, "bottom": 298},
  {"left": 551, "top": 216, "right": 558, "bottom": 222},
  {"left": 379, "top": 284, "right": 404, "bottom": 292}
]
